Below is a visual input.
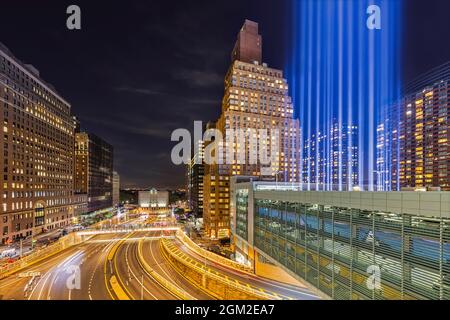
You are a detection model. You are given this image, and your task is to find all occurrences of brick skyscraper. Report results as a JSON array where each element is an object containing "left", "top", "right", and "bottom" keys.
[{"left": 203, "top": 20, "right": 301, "bottom": 239}]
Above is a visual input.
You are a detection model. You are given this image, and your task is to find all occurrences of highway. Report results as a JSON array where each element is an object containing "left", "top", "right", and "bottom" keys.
[
  {"left": 0, "top": 214, "right": 319, "bottom": 300},
  {"left": 138, "top": 231, "right": 213, "bottom": 299},
  {"left": 164, "top": 236, "right": 319, "bottom": 300},
  {"left": 0, "top": 233, "right": 121, "bottom": 300}
]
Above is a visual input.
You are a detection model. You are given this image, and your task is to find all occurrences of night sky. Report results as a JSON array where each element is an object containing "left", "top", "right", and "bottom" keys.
[{"left": 1, "top": 0, "right": 449, "bottom": 189}]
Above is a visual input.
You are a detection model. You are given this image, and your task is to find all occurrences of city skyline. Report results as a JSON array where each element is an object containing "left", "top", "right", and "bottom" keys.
[
  {"left": 0, "top": 0, "right": 449, "bottom": 304},
  {"left": 1, "top": 0, "right": 450, "bottom": 188}
]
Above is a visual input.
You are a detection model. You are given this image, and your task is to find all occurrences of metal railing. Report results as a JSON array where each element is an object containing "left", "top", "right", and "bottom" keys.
[
  {"left": 161, "top": 238, "right": 283, "bottom": 300},
  {"left": 175, "top": 229, "right": 253, "bottom": 273},
  {"left": 77, "top": 226, "right": 179, "bottom": 236},
  {"left": 136, "top": 239, "right": 196, "bottom": 300}
]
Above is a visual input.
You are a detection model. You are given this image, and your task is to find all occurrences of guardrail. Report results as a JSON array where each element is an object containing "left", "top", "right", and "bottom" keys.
[
  {"left": 0, "top": 233, "right": 89, "bottom": 280},
  {"left": 77, "top": 226, "right": 179, "bottom": 236},
  {"left": 175, "top": 229, "right": 253, "bottom": 274},
  {"left": 161, "top": 238, "right": 282, "bottom": 300},
  {"left": 137, "top": 239, "right": 196, "bottom": 300}
]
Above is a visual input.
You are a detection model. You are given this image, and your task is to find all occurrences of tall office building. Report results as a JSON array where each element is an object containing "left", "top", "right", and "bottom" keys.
[
  {"left": 203, "top": 20, "right": 301, "bottom": 239},
  {"left": 0, "top": 43, "right": 86, "bottom": 244},
  {"left": 187, "top": 140, "right": 205, "bottom": 218},
  {"left": 112, "top": 171, "right": 120, "bottom": 206},
  {"left": 75, "top": 132, "right": 114, "bottom": 212},
  {"left": 302, "top": 120, "right": 359, "bottom": 190},
  {"left": 378, "top": 62, "right": 450, "bottom": 191}
]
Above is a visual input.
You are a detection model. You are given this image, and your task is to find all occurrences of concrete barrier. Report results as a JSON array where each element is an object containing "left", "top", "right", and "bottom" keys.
[
  {"left": 175, "top": 230, "right": 253, "bottom": 274},
  {"left": 137, "top": 239, "right": 196, "bottom": 300},
  {"left": 161, "top": 238, "right": 282, "bottom": 300},
  {"left": 0, "top": 233, "right": 90, "bottom": 280}
]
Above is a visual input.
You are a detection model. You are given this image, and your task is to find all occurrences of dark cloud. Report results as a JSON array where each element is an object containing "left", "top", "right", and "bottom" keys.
[{"left": 114, "top": 87, "right": 167, "bottom": 97}]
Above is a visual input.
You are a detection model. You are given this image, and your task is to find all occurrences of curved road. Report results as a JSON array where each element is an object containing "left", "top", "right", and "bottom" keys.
[{"left": 0, "top": 226, "right": 319, "bottom": 300}]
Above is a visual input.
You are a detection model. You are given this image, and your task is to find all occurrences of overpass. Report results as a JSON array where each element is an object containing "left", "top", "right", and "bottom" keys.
[{"left": 76, "top": 226, "right": 179, "bottom": 236}]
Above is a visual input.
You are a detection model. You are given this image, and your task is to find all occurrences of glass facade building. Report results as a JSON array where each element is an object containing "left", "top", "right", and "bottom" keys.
[
  {"left": 377, "top": 61, "right": 450, "bottom": 191},
  {"left": 233, "top": 182, "right": 450, "bottom": 300},
  {"left": 75, "top": 132, "right": 113, "bottom": 213}
]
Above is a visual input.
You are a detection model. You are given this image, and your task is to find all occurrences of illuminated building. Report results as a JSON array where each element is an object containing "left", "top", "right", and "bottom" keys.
[
  {"left": 203, "top": 20, "right": 301, "bottom": 239},
  {"left": 232, "top": 181, "right": 450, "bottom": 300},
  {"left": 138, "top": 188, "right": 169, "bottom": 209},
  {"left": 187, "top": 140, "right": 204, "bottom": 218},
  {"left": 75, "top": 132, "right": 113, "bottom": 212},
  {"left": 0, "top": 43, "right": 86, "bottom": 244},
  {"left": 112, "top": 171, "right": 120, "bottom": 206},
  {"left": 378, "top": 62, "right": 450, "bottom": 191},
  {"left": 303, "top": 121, "right": 358, "bottom": 190}
]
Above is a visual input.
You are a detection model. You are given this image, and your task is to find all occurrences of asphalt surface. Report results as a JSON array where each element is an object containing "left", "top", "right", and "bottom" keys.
[
  {"left": 0, "top": 217, "right": 320, "bottom": 300},
  {"left": 139, "top": 231, "right": 213, "bottom": 300}
]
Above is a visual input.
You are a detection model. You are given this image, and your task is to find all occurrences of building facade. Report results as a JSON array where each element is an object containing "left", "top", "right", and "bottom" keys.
[
  {"left": 303, "top": 121, "right": 359, "bottom": 190},
  {"left": 75, "top": 132, "right": 113, "bottom": 212},
  {"left": 187, "top": 140, "right": 204, "bottom": 218},
  {"left": 231, "top": 181, "right": 450, "bottom": 300},
  {"left": 0, "top": 43, "right": 86, "bottom": 244},
  {"left": 378, "top": 62, "right": 450, "bottom": 191},
  {"left": 203, "top": 20, "right": 301, "bottom": 239},
  {"left": 138, "top": 189, "right": 169, "bottom": 209},
  {"left": 112, "top": 171, "right": 120, "bottom": 206}
]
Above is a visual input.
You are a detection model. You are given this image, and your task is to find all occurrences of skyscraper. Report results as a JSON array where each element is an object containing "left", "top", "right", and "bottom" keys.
[
  {"left": 187, "top": 140, "right": 205, "bottom": 218},
  {"left": 0, "top": 43, "right": 86, "bottom": 244},
  {"left": 75, "top": 132, "right": 114, "bottom": 212},
  {"left": 231, "top": 20, "right": 262, "bottom": 65},
  {"left": 303, "top": 120, "right": 359, "bottom": 190},
  {"left": 378, "top": 62, "right": 450, "bottom": 191},
  {"left": 112, "top": 171, "right": 120, "bottom": 206},
  {"left": 203, "top": 20, "right": 301, "bottom": 239}
]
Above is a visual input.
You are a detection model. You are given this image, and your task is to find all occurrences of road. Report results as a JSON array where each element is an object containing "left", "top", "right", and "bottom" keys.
[
  {"left": 0, "top": 215, "right": 319, "bottom": 300},
  {"left": 0, "top": 233, "right": 119, "bottom": 300}
]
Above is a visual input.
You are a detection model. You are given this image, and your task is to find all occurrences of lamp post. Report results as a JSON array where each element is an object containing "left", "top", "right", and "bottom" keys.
[{"left": 275, "top": 170, "right": 283, "bottom": 189}]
